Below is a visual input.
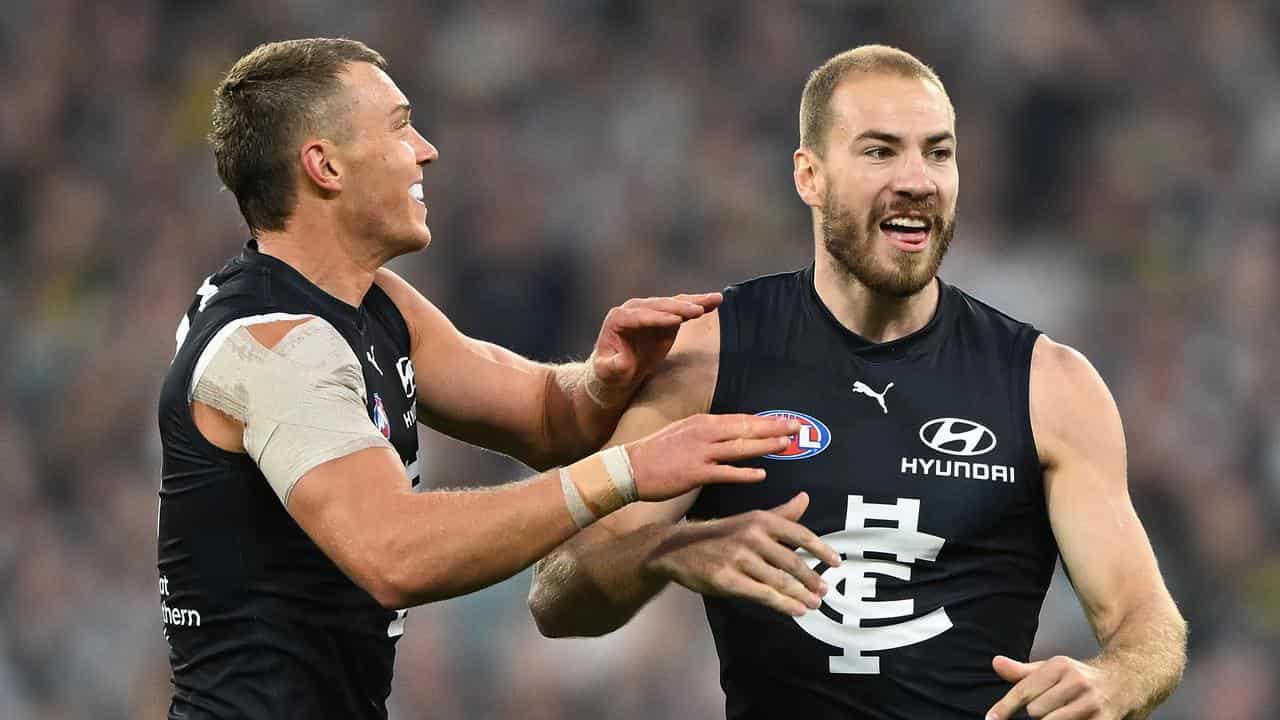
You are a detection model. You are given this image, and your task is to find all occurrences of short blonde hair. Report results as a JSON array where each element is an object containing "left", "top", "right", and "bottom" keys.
[
  {"left": 210, "top": 38, "right": 387, "bottom": 233},
  {"left": 799, "top": 45, "right": 950, "bottom": 155}
]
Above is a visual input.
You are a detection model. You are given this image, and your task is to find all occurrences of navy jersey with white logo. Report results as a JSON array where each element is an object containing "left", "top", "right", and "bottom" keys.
[
  {"left": 689, "top": 266, "right": 1055, "bottom": 720},
  {"left": 157, "top": 240, "right": 420, "bottom": 719}
]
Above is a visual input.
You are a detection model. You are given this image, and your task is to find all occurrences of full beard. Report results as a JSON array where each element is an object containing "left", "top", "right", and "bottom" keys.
[{"left": 821, "top": 190, "right": 955, "bottom": 297}]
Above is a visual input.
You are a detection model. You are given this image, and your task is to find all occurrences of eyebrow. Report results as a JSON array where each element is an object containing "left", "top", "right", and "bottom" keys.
[{"left": 854, "top": 130, "right": 955, "bottom": 145}]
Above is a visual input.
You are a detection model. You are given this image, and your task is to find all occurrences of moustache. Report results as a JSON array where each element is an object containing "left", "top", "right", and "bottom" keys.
[{"left": 879, "top": 199, "right": 940, "bottom": 218}]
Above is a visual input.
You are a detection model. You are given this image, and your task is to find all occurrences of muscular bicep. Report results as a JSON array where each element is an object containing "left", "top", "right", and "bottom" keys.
[
  {"left": 373, "top": 268, "right": 551, "bottom": 451},
  {"left": 414, "top": 326, "right": 550, "bottom": 445},
  {"left": 285, "top": 445, "right": 412, "bottom": 600},
  {"left": 578, "top": 310, "right": 722, "bottom": 536},
  {"left": 1032, "top": 337, "right": 1172, "bottom": 644}
]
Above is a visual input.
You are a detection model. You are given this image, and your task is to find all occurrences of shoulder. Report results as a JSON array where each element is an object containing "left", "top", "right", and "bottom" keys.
[
  {"left": 716, "top": 267, "right": 810, "bottom": 351},
  {"left": 373, "top": 267, "right": 455, "bottom": 350},
  {"left": 372, "top": 267, "right": 428, "bottom": 319},
  {"left": 672, "top": 306, "right": 721, "bottom": 357},
  {"left": 1030, "top": 336, "right": 1112, "bottom": 405},
  {"left": 630, "top": 309, "right": 721, "bottom": 418},
  {"left": 199, "top": 315, "right": 360, "bottom": 383},
  {"left": 1029, "top": 335, "right": 1124, "bottom": 468},
  {"left": 190, "top": 315, "right": 365, "bottom": 444},
  {"left": 372, "top": 267, "right": 416, "bottom": 302},
  {"left": 944, "top": 281, "right": 1037, "bottom": 333},
  {"left": 722, "top": 266, "right": 808, "bottom": 302}
]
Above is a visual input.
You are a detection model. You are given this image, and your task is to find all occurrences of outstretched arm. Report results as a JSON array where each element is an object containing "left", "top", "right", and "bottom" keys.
[
  {"left": 375, "top": 268, "right": 719, "bottom": 469},
  {"left": 190, "top": 315, "right": 798, "bottom": 609},
  {"left": 986, "top": 337, "right": 1187, "bottom": 720},
  {"left": 529, "top": 311, "right": 840, "bottom": 637}
]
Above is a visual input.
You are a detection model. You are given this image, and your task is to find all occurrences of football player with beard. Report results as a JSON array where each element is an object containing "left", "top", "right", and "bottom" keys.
[{"left": 529, "top": 45, "right": 1186, "bottom": 720}]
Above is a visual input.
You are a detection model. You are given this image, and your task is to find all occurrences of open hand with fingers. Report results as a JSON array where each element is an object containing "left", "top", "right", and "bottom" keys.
[
  {"left": 625, "top": 413, "right": 799, "bottom": 501},
  {"left": 986, "top": 655, "right": 1124, "bottom": 720},
  {"left": 587, "top": 293, "right": 722, "bottom": 406},
  {"left": 642, "top": 492, "right": 842, "bottom": 617}
]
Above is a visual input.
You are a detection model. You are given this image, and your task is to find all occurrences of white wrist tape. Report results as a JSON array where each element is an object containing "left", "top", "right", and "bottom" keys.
[
  {"left": 560, "top": 445, "right": 637, "bottom": 528},
  {"left": 559, "top": 468, "right": 597, "bottom": 529},
  {"left": 599, "top": 445, "right": 638, "bottom": 504}
]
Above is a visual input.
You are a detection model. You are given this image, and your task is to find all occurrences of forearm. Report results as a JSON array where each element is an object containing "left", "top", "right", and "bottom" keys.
[
  {"left": 1089, "top": 598, "right": 1187, "bottom": 718},
  {"left": 419, "top": 343, "right": 631, "bottom": 471},
  {"left": 529, "top": 522, "right": 675, "bottom": 637},
  {"left": 379, "top": 471, "right": 581, "bottom": 607}
]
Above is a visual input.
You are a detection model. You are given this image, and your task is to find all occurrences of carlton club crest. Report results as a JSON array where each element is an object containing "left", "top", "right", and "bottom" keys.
[
  {"left": 794, "top": 494, "right": 953, "bottom": 674},
  {"left": 756, "top": 410, "right": 832, "bottom": 461},
  {"left": 372, "top": 393, "right": 392, "bottom": 439}
]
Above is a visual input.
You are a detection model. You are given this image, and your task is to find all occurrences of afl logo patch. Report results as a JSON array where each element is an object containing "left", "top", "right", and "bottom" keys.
[
  {"left": 372, "top": 393, "right": 392, "bottom": 439},
  {"left": 757, "top": 410, "right": 831, "bottom": 460}
]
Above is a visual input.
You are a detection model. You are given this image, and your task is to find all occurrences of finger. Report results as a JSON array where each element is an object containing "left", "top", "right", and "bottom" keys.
[
  {"left": 608, "top": 307, "right": 687, "bottom": 330},
  {"left": 986, "top": 664, "right": 1058, "bottom": 720},
  {"left": 1037, "top": 703, "right": 1095, "bottom": 720},
  {"left": 753, "top": 537, "right": 829, "bottom": 596},
  {"left": 1024, "top": 676, "right": 1088, "bottom": 719},
  {"left": 727, "top": 571, "right": 811, "bottom": 617},
  {"left": 704, "top": 414, "right": 800, "bottom": 442},
  {"left": 670, "top": 292, "right": 723, "bottom": 311},
  {"left": 591, "top": 351, "right": 628, "bottom": 384},
  {"left": 739, "top": 554, "right": 822, "bottom": 610},
  {"left": 764, "top": 514, "right": 842, "bottom": 570},
  {"left": 707, "top": 435, "right": 792, "bottom": 462},
  {"left": 619, "top": 297, "right": 711, "bottom": 320},
  {"left": 769, "top": 492, "right": 810, "bottom": 521},
  {"left": 993, "top": 655, "right": 1041, "bottom": 683},
  {"left": 702, "top": 465, "right": 767, "bottom": 485}
]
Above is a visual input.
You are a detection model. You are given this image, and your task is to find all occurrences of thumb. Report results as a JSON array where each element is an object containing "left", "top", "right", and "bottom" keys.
[
  {"left": 770, "top": 492, "right": 810, "bottom": 521},
  {"left": 992, "top": 655, "right": 1037, "bottom": 683},
  {"left": 593, "top": 348, "right": 623, "bottom": 377}
]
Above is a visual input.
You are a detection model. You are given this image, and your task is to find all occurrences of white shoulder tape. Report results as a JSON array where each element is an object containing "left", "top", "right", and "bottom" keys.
[{"left": 190, "top": 316, "right": 393, "bottom": 505}]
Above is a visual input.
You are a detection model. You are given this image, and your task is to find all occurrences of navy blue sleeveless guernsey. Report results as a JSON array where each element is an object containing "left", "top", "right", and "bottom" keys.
[
  {"left": 157, "top": 240, "right": 421, "bottom": 719},
  {"left": 688, "top": 266, "right": 1055, "bottom": 720}
]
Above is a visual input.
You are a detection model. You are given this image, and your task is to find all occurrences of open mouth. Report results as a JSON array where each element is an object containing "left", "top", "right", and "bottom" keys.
[
  {"left": 879, "top": 214, "right": 931, "bottom": 251},
  {"left": 409, "top": 181, "right": 425, "bottom": 207}
]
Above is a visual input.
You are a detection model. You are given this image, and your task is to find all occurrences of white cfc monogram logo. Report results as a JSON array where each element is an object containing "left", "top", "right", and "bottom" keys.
[{"left": 794, "top": 495, "right": 953, "bottom": 674}]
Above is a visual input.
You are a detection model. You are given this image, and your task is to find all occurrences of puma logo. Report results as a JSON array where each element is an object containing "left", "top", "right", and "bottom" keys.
[
  {"left": 367, "top": 346, "right": 383, "bottom": 376},
  {"left": 852, "top": 381, "right": 894, "bottom": 415}
]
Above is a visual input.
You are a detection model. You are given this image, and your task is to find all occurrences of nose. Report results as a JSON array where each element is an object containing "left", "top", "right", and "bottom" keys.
[
  {"left": 891, "top": 151, "right": 935, "bottom": 201},
  {"left": 413, "top": 128, "right": 438, "bottom": 166}
]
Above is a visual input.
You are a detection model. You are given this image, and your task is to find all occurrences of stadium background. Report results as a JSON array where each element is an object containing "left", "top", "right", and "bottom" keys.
[{"left": 2, "top": 1, "right": 1278, "bottom": 717}]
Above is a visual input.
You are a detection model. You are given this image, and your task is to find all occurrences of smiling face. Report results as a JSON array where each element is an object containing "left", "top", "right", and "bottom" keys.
[
  {"left": 802, "top": 73, "right": 958, "bottom": 297},
  {"left": 328, "top": 62, "right": 438, "bottom": 256}
]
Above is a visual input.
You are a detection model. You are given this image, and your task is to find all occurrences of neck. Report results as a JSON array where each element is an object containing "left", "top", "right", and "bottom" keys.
[
  {"left": 255, "top": 208, "right": 384, "bottom": 308},
  {"left": 812, "top": 251, "right": 939, "bottom": 344}
]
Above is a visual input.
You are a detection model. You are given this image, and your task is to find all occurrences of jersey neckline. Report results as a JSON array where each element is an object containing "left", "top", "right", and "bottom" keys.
[
  {"left": 238, "top": 238, "right": 367, "bottom": 330},
  {"left": 801, "top": 263, "right": 953, "bottom": 362}
]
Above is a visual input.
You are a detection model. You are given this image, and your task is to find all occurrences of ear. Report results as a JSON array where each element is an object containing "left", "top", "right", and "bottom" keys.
[
  {"left": 299, "top": 139, "right": 343, "bottom": 194},
  {"left": 793, "top": 147, "right": 824, "bottom": 209}
]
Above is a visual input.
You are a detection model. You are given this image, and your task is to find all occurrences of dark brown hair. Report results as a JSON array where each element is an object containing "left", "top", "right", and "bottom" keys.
[
  {"left": 209, "top": 38, "right": 387, "bottom": 232},
  {"left": 800, "top": 45, "right": 949, "bottom": 156}
]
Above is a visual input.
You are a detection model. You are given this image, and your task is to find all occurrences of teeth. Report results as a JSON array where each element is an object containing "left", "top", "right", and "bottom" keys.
[
  {"left": 884, "top": 216, "right": 927, "bottom": 229},
  {"left": 409, "top": 183, "right": 424, "bottom": 202}
]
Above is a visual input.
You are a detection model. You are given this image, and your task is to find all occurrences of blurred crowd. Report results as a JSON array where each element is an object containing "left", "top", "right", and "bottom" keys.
[{"left": 1, "top": 1, "right": 1277, "bottom": 718}]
